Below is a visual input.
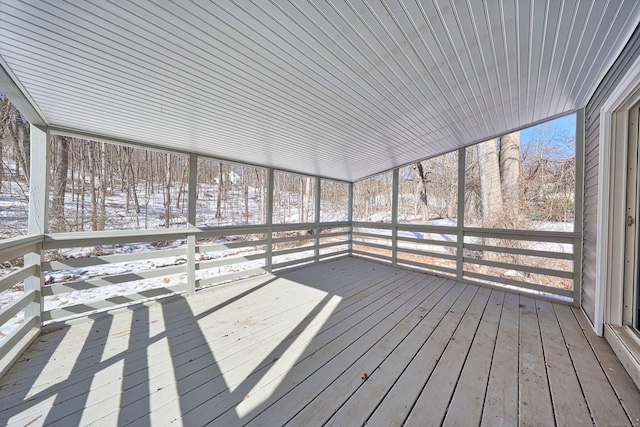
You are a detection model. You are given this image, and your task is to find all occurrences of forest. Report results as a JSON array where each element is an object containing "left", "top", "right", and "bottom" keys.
[{"left": 1, "top": 93, "right": 576, "bottom": 239}]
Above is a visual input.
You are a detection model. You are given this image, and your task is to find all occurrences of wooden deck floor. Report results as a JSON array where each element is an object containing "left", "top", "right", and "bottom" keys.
[{"left": 1, "top": 257, "right": 639, "bottom": 426}]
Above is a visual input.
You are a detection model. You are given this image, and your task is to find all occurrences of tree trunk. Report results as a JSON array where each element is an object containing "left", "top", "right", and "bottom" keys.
[
  {"left": 88, "top": 144, "right": 98, "bottom": 231},
  {"left": 216, "top": 163, "right": 223, "bottom": 219},
  {"left": 413, "top": 162, "right": 430, "bottom": 225},
  {"left": 51, "top": 136, "right": 70, "bottom": 232},
  {"left": 304, "top": 176, "right": 312, "bottom": 222},
  {"left": 478, "top": 139, "right": 503, "bottom": 225},
  {"left": 98, "top": 142, "right": 107, "bottom": 230},
  {"left": 499, "top": 131, "right": 520, "bottom": 222}
]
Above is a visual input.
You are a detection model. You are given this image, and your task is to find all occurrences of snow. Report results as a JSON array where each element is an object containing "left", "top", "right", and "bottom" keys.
[
  {"left": 0, "top": 237, "right": 333, "bottom": 341},
  {"left": 1, "top": 161, "right": 575, "bottom": 344}
]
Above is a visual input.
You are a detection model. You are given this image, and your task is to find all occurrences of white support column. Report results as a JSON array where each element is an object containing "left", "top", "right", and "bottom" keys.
[
  {"left": 391, "top": 168, "right": 399, "bottom": 266},
  {"left": 315, "top": 177, "right": 321, "bottom": 262},
  {"left": 573, "top": 108, "right": 585, "bottom": 306},
  {"left": 186, "top": 153, "right": 198, "bottom": 296},
  {"left": 348, "top": 182, "right": 354, "bottom": 255},
  {"left": 456, "top": 147, "right": 466, "bottom": 281},
  {"left": 266, "top": 168, "right": 274, "bottom": 273},
  {"left": 24, "top": 125, "right": 50, "bottom": 322}
]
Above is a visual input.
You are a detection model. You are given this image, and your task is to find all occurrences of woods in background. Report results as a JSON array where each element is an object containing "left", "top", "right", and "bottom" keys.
[{"left": 2, "top": 93, "right": 576, "bottom": 239}]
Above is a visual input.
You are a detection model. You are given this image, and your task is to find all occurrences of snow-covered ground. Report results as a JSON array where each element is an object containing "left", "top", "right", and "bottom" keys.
[
  {"left": 0, "top": 235, "right": 348, "bottom": 341},
  {"left": 1, "top": 165, "right": 575, "bottom": 344}
]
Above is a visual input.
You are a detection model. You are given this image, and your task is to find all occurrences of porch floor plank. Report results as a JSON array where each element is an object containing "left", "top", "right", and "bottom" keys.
[
  {"left": 0, "top": 257, "right": 638, "bottom": 426},
  {"left": 555, "top": 303, "right": 632, "bottom": 426},
  {"left": 573, "top": 306, "right": 640, "bottom": 424},
  {"left": 518, "top": 296, "right": 555, "bottom": 426}
]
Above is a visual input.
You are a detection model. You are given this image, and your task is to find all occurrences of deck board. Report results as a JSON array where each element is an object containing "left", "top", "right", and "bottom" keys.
[
  {"left": 442, "top": 290, "right": 504, "bottom": 426},
  {"left": 518, "top": 295, "right": 555, "bottom": 426},
  {"left": 0, "top": 257, "right": 638, "bottom": 426}
]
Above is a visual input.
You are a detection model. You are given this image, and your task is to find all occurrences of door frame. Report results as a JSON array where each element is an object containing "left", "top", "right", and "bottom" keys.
[
  {"left": 597, "top": 54, "right": 640, "bottom": 389},
  {"left": 596, "top": 54, "right": 640, "bottom": 333}
]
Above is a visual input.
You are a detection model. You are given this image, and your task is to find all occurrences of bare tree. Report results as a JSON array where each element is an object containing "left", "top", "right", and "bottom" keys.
[
  {"left": 499, "top": 131, "right": 520, "bottom": 223},
  {"left": 477, "top": 139, "right": 503, "bottom": 225},
  {"left": 51, "top": 135, "right": 70, "bottom": 232},
  {"left": 413, "top": 162, "right": 430, "bottom": 224}
]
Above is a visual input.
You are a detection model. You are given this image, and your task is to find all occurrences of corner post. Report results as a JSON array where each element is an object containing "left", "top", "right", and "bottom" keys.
[
  {"left": 392, "top": 168, "right": 399, "bottom": 266},
  {"left": 266, "top": 168, "right": 274, "bottom": 273},
  {"left": 25, "top": 125, "right": 50, "bottom": 323},
  {"left": 315, "top": 177, "right": 321, "bottom": 262},
  {"left": 348, "top": 181, "right": 354, "bottom": 256},
  {"left": 574, "top": 108, "right": 585, "bottom": 306},
  {"left": 186, "top": 153, "right": 198, "bottom": 296},
  {"left": 456, "top": 147, "right": 466, "bottom": 281}
]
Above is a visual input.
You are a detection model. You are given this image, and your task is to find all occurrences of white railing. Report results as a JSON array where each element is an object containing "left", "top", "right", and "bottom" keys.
[
  {"left": 0, "top": 223, "right": 349, "bottom": 328},
  {"left": 0, "top": 217, "right": 579, "bottom": 375},
  {"left": 0, "top": 234, "right": 44, "bottom": 377},
  {"left": 352, "top": 221, "right": 579, "bottom": 301}
]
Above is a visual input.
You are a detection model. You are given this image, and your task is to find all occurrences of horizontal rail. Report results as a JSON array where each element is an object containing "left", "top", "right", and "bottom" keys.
[
  {"left": 43, "top": 247, "right": 186, "bottom": 270},
  {"left": 397, "top": 247, "right": 457, "bottom": 261},
  {"left": 463, "top": 257, "right": 574, "bottom": 279},
  {"left": 0, "top": 234, "right": 43, "bottom": 260},
  {"left": 0, "top": 316, "right": 38, "bottom": 361},
  {"left": 272, "top": 234, "right": 315, "bottom": 244},
  {"left": 42, "top": 264, "right": 186, "bottom": 296},
  {"left": 43, "top": 285, "right": 185, "bottom": 322},
  {"left": 43, "top": 223, "right": 349, "bottom": 248},
  {"left": 463, "top": 271, "right": 573, "bottom": 298},
  {"left": 317, "top": 231, "right": 349, "bottom": 239},
  {"left": 352, "top": 241, "right": 392, "bottom": 251},
  {"left": 43, "top": 228, "right": 190, "bottom": 249},
  {"left": 0, "top": 265, "right": 37, "bottom": 293},
  {"left": 351, "top": 222, "right": 394, "bottom": 230},
  {"left": 352, "top": 231, "right": 393, "bottom": 240},
  {"left": 0, "top": 290, "right": 37, "bottom": 327},
  {"left": 463, "top": 243, "right": 573, "bottom": 260},
  {"left": 396, "top": 223, "right": 458, "bottom": 234},
  {"left": 354, "top": 222, "right": 578, "bottom": 242},
  {"left": 396, "top": 235, "right": 457, "bottom": 247},
  {"left": 462, "top": 228, "right": 579, "bottom": 243}
]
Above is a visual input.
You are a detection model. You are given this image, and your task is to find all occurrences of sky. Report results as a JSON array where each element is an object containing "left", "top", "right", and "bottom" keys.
[{"left": 519, "top": 113, "right": 577, "bottom": 158}]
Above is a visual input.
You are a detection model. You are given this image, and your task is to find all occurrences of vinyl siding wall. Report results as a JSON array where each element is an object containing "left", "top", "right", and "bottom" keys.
[{"left": 582, "top": 24, "right": 640, "bottom": 324}]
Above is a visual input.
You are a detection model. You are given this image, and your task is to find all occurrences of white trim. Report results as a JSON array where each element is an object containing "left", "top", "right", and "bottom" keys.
[
  {"left": 0, "top": 56, "right": 48, "bottom": 127},
  {"left": 596, "top": 54, "right": 640, "bottom": 336}
]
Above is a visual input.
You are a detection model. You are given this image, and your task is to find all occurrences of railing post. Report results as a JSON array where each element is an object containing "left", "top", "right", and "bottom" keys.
[
  {"left": 574, "top": 108, "right": 585, "bottom": 306},
  {"left": 24, "top": 125, "right": 50, "bottom": 324},
  {"left": 348, "top": 182, "right": 354, "bottom": 256},
  {"left": 456, "top": 148, "right": 466, "bottom": 281},
  {"left": 186, "top": 153, "right": 198, "bottom": 296},
  {"left": 392, "top": 168, "right": 399, "bottom": 266},
  {"left": 315, "top": 177, "right": 321, "bottom": 262},
  {"left": 266, "top": 168, "right": 274, "bottom": 273}
]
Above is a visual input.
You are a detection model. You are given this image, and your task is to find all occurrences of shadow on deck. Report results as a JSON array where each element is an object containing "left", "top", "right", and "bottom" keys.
[{"left": 1, "top": 257, "right": 639, "bottom": 426}]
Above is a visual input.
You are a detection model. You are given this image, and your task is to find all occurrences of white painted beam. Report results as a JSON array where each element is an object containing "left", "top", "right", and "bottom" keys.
[
  {"left": 24, "top": 125, "right": 49, "bottom": 321},
  {"left": 0, "top": 56, "right": 47, "bottom": 127}
]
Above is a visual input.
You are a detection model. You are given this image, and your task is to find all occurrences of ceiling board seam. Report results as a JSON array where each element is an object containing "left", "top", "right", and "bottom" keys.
[
  {"left": 560, "top": 0, "right": 612, "bottom": 113},
  {"left": 228, "top": 0, "right": 439, "bottom": 138}
]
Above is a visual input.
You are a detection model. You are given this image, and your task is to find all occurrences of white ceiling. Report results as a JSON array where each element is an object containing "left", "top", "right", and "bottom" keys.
[{"left": 1, "top": 0, "right": 639, "bottom": 181}]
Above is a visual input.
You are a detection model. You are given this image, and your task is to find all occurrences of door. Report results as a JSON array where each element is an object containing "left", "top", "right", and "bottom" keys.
[{"left": 625, "top": 105, "right": 640, "bottom": 332}]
